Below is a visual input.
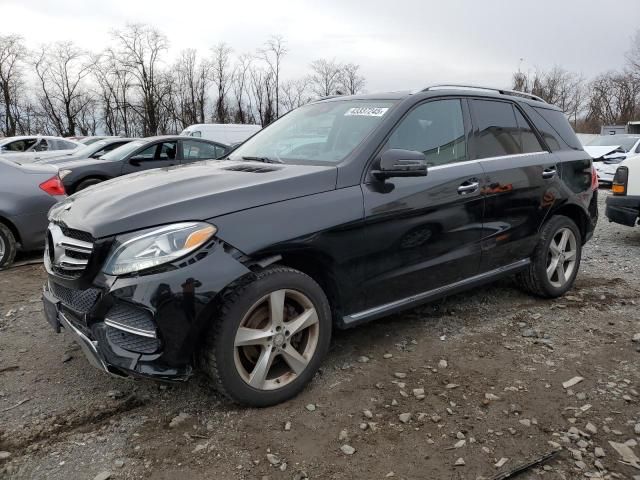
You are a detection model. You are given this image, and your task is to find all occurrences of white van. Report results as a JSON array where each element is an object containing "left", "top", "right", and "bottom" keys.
[{"left": 180, "top": 124, "right": 262, "bottom": 146}]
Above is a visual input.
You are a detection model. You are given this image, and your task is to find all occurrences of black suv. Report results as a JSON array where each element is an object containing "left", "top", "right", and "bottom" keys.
[{"left": 42, "top": 86, "right": 598, "bottom": 406}]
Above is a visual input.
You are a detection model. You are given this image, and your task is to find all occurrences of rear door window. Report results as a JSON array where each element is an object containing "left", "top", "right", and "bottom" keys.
[
  {"left": 514, "top": 108, "right": 545, "bottom": 153},
  {"left": 532, "top": 107, "right": 581, "bottom": 150},
  {"left": 471, "top": 100, "right": 520, "bottom": 159},
  {"left": 182, "top": 140, "right": 223, "bottom": 160}
]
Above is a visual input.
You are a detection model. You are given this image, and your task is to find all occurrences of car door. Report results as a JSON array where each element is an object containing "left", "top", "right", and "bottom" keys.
[
  {"left": 180, "top": 139, "right": 227, "bottom": 163},
  {"left": 120, "top": 140, "right": 179, "bottom": 175},
  {"left": 356, "top": 98, "right": 485, "bottom": 312},
  {"left": 469, "top": 98, "right": 556, "bottom": 272}
]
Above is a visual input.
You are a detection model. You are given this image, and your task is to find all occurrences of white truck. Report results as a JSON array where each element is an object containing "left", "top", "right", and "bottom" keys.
[
  {"left": 180, "top": 124, "right": 261, "bottom": 146},
  {"left": 606, "top": 155, "right": 640, "bottom": 227}
]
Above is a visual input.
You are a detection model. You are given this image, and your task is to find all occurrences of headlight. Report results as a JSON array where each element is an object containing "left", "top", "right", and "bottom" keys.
[
  {"left": 58, "top": 169, "right": 72, "bottom": 179},
  {"left": 103, "top": 222, "right": 217, "bottom": 275}
]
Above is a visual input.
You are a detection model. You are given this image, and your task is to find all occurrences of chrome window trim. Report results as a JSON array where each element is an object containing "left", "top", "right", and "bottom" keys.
[{"left": 428, "top": 151, "right": 550, "bottom": 171}]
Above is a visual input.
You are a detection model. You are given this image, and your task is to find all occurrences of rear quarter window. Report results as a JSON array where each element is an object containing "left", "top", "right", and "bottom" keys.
[{"left": 531, "top": 107, "right": 582, "bottom": 151}]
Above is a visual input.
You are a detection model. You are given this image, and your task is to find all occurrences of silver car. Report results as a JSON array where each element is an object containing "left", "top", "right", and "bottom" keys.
[{"left": 0, "top": 158, "right": 66, "bottom": 268}]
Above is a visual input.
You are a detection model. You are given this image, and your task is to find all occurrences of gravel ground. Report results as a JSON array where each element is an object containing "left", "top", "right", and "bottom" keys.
[{"left": 1, "top": 189, "right": 639, "bottom": 480}]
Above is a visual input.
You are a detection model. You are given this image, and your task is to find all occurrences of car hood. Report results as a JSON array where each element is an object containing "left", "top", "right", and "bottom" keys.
[
  {"left": 50, "top": 160, "right": 338, "bottom": 239},
  {"left": 583, "top": 145, "right": 622, "bottom": 159}
]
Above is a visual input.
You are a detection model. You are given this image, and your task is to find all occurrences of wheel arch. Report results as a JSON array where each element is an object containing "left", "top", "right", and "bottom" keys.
[
  {"left": 246, "top": 250, "right": 343, "bottom": 324},
  {"left": 544, "top": 202, "right": 590, "bottom": 244},
  {"left": 0, "top": 215, "right": 21, "bottom": 246},
  {"left": 70, "top": 175, "right": 110, "bottom": 193}
]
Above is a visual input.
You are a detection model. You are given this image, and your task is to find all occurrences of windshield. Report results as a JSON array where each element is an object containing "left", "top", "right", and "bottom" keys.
[
  {"left": 100, "top": 140, "right": 146, "bottom": 161},
  {"left": 71, "top": 140, "right": 108, "bottom": 158},
  {"left": 586, "top": 136, "right": 639, "bottom": 152},
  {"left": 228, "top": 100, "right": 397, "bottom": 164}
]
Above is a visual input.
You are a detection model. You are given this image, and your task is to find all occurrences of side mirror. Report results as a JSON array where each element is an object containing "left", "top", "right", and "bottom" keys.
[{"left": 373, "top": 149, "right": 428, "bottom": 180}]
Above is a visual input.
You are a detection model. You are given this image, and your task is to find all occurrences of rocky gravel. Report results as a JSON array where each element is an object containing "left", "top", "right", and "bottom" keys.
[{"left": 1, "top": 189, "right": 640, "bottom": 479}]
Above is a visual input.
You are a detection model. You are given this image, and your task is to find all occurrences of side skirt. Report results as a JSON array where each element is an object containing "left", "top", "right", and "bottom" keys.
[{"left": 339, "top": 259, "right": 530, "bottom": 329}]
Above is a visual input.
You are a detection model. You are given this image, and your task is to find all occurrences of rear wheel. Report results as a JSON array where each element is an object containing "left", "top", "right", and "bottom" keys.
[
  {"left": 517, "top": 215, "right": 582, "bottom": 298},
  {"left": 201, "top": 266, "right": 332, "bottom": 407},
  {"left": 74, "top": 177, "right": 103, "bottom": 193},
  {"left": 0, "top": 223, "right": 17, "bottom": 269}
]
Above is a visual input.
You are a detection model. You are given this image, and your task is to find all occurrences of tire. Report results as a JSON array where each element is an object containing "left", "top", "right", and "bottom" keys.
[
  {"left": 74, "top": 178, "right": 103, "bottom": 193},
  {"left": 517, "top": 215, "right": 582, "bottom": 298},
  {"left": 201, "top": 266, "right": 332, "bottom": 407},
  {"left": 0, "top": 223, "right": 17, "bottom": 269}
]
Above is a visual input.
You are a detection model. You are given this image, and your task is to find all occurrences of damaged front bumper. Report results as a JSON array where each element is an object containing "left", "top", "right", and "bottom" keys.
[{"left": 42, "top": 239, "right": 252, "bottom": 382}]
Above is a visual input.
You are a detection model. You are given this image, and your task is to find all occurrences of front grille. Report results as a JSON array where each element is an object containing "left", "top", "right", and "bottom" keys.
[
  {"left": 60, "top": 226, "right": 94, "bottom": 244},
  {"left": 105, "top": 303, "right": 156, "bottom": 334},
  {"left": 47, "top": 223, "right": 94, "bottom": 278},
  {"left": 106, "top": 326, "right": 160, "bottom": 354},
  {"left": 49, "top": 281, "right": 101, "bottom": 313}
]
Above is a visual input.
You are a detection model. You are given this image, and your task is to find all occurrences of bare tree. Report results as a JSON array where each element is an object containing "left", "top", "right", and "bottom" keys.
[
  {"left": 231, "top": 53, "right": 253, "bottom": 123},
  {"left": 211, "top": 43, "right": 232, "bottom": 123},
  {"left": 0, "top": 34, "right": 27, "bottom": 136},
  {"left": 112, "top": 23, "right": 169, "bottom": 136},
  {"left": 511, "top": 66, "right": 586, "bottom": 126},
  {"left": 309, "top": 58, "right": 342, "bottom": 97},
  {"left": 258, "top": 35, "right": 287, "bottom": 117},
  {"left": 173, "top": 49, "right": 211, "bottom": 128},
  {"left": 280, "top": 78, "right": 311, "bottom": 112},
  {"left": 33, "top": 41, "right": 94, "bottom": 136},
  {"left": 586, "top": 71, "right": 639, "bottom": 127},
  {"left": 339, "top": 63, "right": 366, "bottom": 95},
  {"left": 92, "top": 49, "right": 139, "bottom": 136}
]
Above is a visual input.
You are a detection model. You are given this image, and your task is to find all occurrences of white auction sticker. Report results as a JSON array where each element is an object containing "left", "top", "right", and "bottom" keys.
[{"left": 344, "top": 107, "right": 389, "bottom": 117}]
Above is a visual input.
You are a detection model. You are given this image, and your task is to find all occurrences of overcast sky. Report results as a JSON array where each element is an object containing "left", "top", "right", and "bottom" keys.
[{"left": 2, "top": 0, "right": 639, "bottom": 92}]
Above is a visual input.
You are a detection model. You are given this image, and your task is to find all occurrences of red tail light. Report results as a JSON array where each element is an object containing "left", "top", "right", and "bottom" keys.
[
  {"left": 591, "top": 164, "right": 598, "bottom": 191},
  {"left": 39, "top": 176, "right": 66, "bottom": 196}
]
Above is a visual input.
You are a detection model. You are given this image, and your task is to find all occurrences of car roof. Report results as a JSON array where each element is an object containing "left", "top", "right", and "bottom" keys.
[
  {"left": 143, "top": 135, "right": 228, "bottom": 146},
  {"left": 315, "top": 85, "right": 557, "bottom": 110}
]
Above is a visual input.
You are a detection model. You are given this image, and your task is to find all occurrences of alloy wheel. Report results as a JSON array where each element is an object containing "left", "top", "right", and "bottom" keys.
[
  {"left": 233, "top": 289, "right": 320, "bottom": 390},
  {"left": 546, "top": 227, "right": 578, "bottom": 288}
]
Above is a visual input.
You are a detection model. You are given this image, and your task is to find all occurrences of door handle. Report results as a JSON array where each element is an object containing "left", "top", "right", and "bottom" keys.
[
  {"left": 542, "top": 166, "right": 557, "bottom": 179},
  {"left": 457, "top": 180, "right": 480, "bottom": 195}
]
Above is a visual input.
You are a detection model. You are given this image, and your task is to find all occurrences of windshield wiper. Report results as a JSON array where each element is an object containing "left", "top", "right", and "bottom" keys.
[{"left": 241, "top": 156, "right": 284, "bottom": 164}]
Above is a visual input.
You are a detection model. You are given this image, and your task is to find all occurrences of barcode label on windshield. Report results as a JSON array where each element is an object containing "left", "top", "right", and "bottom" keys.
[{"left": 344, "top": 107, "right": 389, "bottom": 117}]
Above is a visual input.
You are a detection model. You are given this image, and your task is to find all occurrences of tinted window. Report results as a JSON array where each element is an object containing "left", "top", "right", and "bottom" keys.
[
  {"left": 532, "top": 107, "right": 581, "bottom": 150},
  {"left": 158, "top": 142, "right": 177, "bottom": 160},
  {"left": 132, "top": 142, "right": 177, "bottom": 161},
  {"left": 183, "top": 140, "right": 222, "bottom": 160},
  {"left": 514, "top": 108, "right": 545, "bottom": 153},
  {"left": 385, "top": 99, "right": 466, "bottom": 166},
  {"left": 472, "top": 100, "right": 520, "bottom": 159}
]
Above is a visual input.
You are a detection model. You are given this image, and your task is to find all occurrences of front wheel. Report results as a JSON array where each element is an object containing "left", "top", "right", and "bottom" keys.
[
  {"left": 517, "top": 215, "right": 582, "bottom": 298},
  {"left": 201, "top": 266, "right": 332, "bottom": 407}
]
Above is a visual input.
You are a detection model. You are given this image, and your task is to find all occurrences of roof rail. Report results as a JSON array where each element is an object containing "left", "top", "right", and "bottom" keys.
[{"left": 422, "top": 84, "right": 547, "bottom": 104}]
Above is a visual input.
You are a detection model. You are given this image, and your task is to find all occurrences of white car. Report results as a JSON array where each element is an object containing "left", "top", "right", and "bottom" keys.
[
  {"left": 584, "top": 135, "right": 640, "bottom": 185},
  {"left": 180, "top": 124, "right": 261, "bottom": 146},
  {"left": 605, "top": 154, "right": 640, "bottom": 227},
  {"left": 0, "top": 136, "right": 80, "bottom": 155}
]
